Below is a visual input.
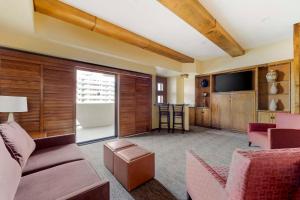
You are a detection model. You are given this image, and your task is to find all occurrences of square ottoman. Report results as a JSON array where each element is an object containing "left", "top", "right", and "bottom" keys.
[
  {"left": 114, "top": 146, "right": 155, "bottom": 191},
  {"left": 103, "top": 140, "right": 135, "bottom": 174}
]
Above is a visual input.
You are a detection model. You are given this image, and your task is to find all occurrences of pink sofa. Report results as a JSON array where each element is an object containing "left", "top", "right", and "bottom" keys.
[
  {"left": 186, "top": 148, "right": 300, "bottom": 200},
  {"left": 0, "top": 128, "right": 109, "bottom": 200},
  {"left": 248, "top": 113, "right": 300, "bottom": 149}
]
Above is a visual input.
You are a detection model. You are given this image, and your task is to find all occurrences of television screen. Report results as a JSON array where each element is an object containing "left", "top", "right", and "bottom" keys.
[{"left": 215, "top": 71, "right": 253, "bottom": 92}]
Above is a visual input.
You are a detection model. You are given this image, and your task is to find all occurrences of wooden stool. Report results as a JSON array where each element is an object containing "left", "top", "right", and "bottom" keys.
[
  {"left": 172, "top": 104, "right": 185, "bottom": 133},
  {"left": 103, "top": 140, "right": 135, "bottom": 174},
  {"left": 114, "top": 146, "right": 155, "bottom": 191},
  {"left": 158, "top": 104, "right": 170, "bottom": 132}
]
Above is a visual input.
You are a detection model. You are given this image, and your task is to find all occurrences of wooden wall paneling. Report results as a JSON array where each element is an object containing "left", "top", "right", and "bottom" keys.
[
  {"left": 42, "top": 65, "right": 75, "bottom": 137},
  {"left": 135, "top": 77, "right": 152, "bottom": 133},
  {"left": 0, "top": 57, "right": 42, "bottom": 134},
  {"left": 119, "top": 75, "right": 136, "bottom": 136},
  {"left": 293, "top": 23, "right": 300, "bottom": 113}
]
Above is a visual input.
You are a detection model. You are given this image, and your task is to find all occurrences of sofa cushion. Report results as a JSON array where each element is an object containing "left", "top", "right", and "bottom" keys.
[
  {"left": 0, "top": 135, "right": 22, "bottom": 200},
  {"left": 22, "top": 144, "right": 85, "bottom": 176},
  {"left": 0, "top": 122, "right": 36, "bottom": 168},
  {"left": 15, "top": 160, "right": 108, "bottom": 200},
  {"left": 276, "top": 113, "right": 300, "bottom": 129}
]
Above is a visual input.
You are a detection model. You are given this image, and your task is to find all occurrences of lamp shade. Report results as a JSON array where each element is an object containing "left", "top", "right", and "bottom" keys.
[{"left": 0, "top": 96, "right": 28, "bottom": 112}]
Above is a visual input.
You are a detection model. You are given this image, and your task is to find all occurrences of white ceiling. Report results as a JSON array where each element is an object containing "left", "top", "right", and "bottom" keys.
[{"left": 61, "top": 0, "right": 300, "bottom": 61}]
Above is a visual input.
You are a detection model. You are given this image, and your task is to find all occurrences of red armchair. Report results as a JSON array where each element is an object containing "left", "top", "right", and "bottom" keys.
[
  {"left": 248, "top": 113, "right": 300, "bottom": 149},
  {"left": 186, "top": 148, "right": 300, "bottom": 200}
]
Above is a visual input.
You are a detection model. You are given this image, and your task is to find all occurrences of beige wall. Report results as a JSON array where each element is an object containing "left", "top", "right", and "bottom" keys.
[
  {"left": 197, "top": 39, "right": 293, "bottom": 74},
  {"left": 184, "top": 74, "right": 196, "bottom": 106}
]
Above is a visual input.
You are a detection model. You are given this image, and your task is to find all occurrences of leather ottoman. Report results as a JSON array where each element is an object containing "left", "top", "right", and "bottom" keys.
[
  {"left": 103, "top": 140, "right": 135, "bottom": 174},
  {"left": 114, "top": 146, "right": 155, "bottom": 191}
]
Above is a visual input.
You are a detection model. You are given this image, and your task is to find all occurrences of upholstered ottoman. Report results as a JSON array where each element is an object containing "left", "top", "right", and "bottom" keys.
[
  {"left": 103, "top": 140, "right": 135, "bottom": 174},
  {"left": 114, "top": 146, "right": 155, "bottom": 191}
]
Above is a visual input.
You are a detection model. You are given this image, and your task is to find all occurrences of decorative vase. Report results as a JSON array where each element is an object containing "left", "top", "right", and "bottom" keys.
[
  {"left": 266, "top": 70, "right": 277, "bottom": 82},
  {"left": 270, "top": 82, "right": 277, "bottom": 94},
  {"left": 269, "top": 99, "right": 277, "bottom": 111}
]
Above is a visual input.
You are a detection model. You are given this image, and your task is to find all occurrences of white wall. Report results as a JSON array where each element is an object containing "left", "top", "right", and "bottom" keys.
[{"left": 76, "top": 103, "right": 114, "bottom": 128}]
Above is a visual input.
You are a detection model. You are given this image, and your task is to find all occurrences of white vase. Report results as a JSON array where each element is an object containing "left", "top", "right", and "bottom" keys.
[
  {"left": 270, "top": 82, "right": 277, "bottom": 94},
  {"left": 269, "top": 99, "right": 277, "bottom": 111},
  {"left": 266, "top": 70, "right": 277, "bottom": 82}
]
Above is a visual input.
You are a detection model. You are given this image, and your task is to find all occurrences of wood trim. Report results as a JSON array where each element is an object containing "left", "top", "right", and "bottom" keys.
[
  {"left": 33, "top": 0, "right": 194, "bottom": 63},
  {"left": 158, "top": 0, "right": 244, "bottom": 57}
]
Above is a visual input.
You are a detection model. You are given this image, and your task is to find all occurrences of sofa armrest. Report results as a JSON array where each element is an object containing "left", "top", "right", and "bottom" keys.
[
  {"left": 34, "top": 134, "right": 76, "bottom": 150},
  {"left": 248, "top": 123, "right": 276, "bottom": 132},
  {"left": 268, "top": 128, "right": 300, "bottom": 149},
  {"left": 186, "top": 150, "right": 227, "bottom": 200}
]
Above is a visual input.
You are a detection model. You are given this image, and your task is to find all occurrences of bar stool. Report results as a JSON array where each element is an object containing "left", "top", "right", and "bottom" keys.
[
  {"left": 158, "top": 104, "right": 170, "bottom": 132},
  {"left": 172, "top": 104, "right": 185, "bottom": 133}
]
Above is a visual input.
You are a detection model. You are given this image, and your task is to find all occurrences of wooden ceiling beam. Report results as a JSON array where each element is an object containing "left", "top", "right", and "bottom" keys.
[
  {"left": 159, "top": 0, "right": 245, "bottom": 57},
  {"left": 33, "top": 0, "right": 194, "bottom": 63}
]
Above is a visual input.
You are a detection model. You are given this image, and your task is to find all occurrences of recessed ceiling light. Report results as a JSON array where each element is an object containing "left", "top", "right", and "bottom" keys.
[{"left": 261, "top": 17, "right": 270, "bottom": 23}]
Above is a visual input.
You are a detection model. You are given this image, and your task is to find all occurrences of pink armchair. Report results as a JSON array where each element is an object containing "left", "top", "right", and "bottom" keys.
[
  {"left": 186, "top": 148, "right": 300, "bottom": 200},
  {"left": 248, "top": 113, "right": 300, "bottom": 149}
]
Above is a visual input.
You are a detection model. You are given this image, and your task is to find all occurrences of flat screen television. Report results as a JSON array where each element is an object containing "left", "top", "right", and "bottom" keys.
[{"left": 214, "top": 71, "right": 253, "bottom": 92}]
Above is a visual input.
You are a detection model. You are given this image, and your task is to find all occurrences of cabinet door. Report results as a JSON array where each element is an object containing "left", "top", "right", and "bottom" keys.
[
  {"left": 202, "top": 109, "right": 211, "bottom": 127},
  {"left": 211, "top": 94, "right": 231, "bottom": 129},
  {"left": 119, "top": 75, "right": 136, "bottom": 136},
  {"left": 258, "top": 112, "right": 276, "bottom": 123},
  {"left": 231, "top": 92, "right": 255, "bottom": 132},
  {"left": 189, "top": 107, "right": 195, "bottom": 125},
  {"left": 195, "top": 108, "right": 202, "bottom": 126}
]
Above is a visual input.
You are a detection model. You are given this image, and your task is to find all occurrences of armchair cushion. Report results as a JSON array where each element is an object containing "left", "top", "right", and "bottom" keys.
[
  {"left": 268, "top": 128, "right": 300, "bottom": 149},
  {"left": 0, "top": 122, "right": 36, "bottom": 168}
]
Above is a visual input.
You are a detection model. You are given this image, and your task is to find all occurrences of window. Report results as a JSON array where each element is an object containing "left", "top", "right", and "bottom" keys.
[
  {"left": 157, "top": 95, "right": 164, "bottom": 104},
  {"left": 156, "top": 76, "right": 167, "bottom": 104},
  {"left": 157, "top": 83, "right": 164, "bottom": 91},
  {"left": 76, "top": 70, "right": 115, "bottom": 103}
]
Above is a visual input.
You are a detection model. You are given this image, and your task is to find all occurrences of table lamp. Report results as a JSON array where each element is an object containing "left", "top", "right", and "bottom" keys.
[{"left": 0, "top": 96, "right": 28, "bottom": 122}]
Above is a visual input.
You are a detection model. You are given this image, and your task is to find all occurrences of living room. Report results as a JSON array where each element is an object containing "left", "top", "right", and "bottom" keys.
[{"left": 1, "top": 0, "right": 300, "bottom": 200}]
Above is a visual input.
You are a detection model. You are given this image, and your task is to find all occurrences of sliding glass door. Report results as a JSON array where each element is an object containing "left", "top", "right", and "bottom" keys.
[{"left": 76, "top": 69, "right": 116, "bottom": 143}]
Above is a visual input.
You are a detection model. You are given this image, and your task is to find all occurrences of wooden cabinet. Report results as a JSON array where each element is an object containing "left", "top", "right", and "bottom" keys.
[
  {"left": 257, "top": 111, "right": 276, "bottom": 123},
  {"left": 211, "top": 94, "right": 231, "bottom": 129},
  {"left": 195, "top": 107, "right": 211, "bottom": 127},
  {"left": 211, "top": 91, "right": 255, "bottom": 132},
  {"left": 231, "top": 92, "right": 256, "bottom": 131},
  {"left": 189, "top": 107, "right": 196, "bottom": 125}
]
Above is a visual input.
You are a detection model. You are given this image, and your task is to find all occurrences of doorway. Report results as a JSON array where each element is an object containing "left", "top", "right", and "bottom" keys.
[{"left": 76, "top": 69, "right": 116, "bottom": 143}]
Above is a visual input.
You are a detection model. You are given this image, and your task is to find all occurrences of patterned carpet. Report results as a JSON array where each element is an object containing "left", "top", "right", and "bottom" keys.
[{"left": 79, "top": 127, "right": 258, "bottom": 200}]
